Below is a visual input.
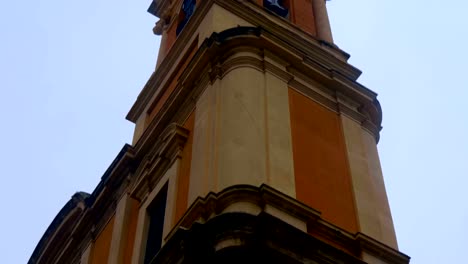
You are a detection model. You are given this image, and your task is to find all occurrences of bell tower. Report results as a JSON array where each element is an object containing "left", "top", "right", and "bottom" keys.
[
  {"left": 125, "top": 0, "right": 410, "bottom": 263},
  {"left": 29, "top": 1, "right": 410, "bottom": 264}
]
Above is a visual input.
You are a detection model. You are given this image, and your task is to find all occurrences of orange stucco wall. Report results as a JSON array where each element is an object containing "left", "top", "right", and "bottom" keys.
[
  {"left": 288, "top": 88, "right": 358, "bottom": 233},
  {"left": 290, "top": 0, "right": 317, "bottom": 35},
  {"left": 175, "top": 110, "right": 195, "bottom": 223},
  {"left": 164, "top": 21, "right": 177, "bottom": 57},
  {"left": 147, "top": 38, "right": 198, "bottom": 127},
  {"left": 89, "top": 215, "right": 115, "bottom": 264},
  {"left": 122, "top": 198, "right": 140, "bottom": 264}
]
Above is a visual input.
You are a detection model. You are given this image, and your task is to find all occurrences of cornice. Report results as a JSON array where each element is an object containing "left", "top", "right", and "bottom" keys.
[
  {"left": 173, "top": 184, "right": 322, "bottom": 233},
  {"left": 127, "top": 0, "right": 213, "bottom": 123},
  {"left": 148, "top": 0, "right": 173, "bottom": 19},
  {"left": 162, "top": 184, "right": 409, "bottom": 264},
  {"left": 131, "top": 123, "right": 189, "bottom": 200},
  {"left": 32, "top": 2, "right": 390, "bottom": 262},
  {"left": 29, "top": 145, "right": 137, "bottom": 264},
  {"left": 356, "top": 233, "right": 411, "bottom": 264},
  {"left": 231, "top": 0, "right": 352, "bottom": 61},
  {"left": 129, "top": 27, "right": 383, "bottom": 143},
  {"left": 155, "top": 212, "right": 366, "bottom": 264},
  {"left": 31, "top": 121, "right": 192, "bottom": 263},
  {"left": 127, "top": 0, "right": 364, "bottom": 123},
  {"left": 28, "top": 193, "right": 88, "bottom": 264}
]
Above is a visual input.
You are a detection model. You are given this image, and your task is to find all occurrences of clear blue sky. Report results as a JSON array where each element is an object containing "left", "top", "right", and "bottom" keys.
[{"left": 1, "top": 1, "right": 467, "bottom": 263}]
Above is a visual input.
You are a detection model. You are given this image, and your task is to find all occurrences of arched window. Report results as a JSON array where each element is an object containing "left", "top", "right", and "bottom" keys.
[{"left": 176, "top": 0, "right": 196, "bottom": 35}]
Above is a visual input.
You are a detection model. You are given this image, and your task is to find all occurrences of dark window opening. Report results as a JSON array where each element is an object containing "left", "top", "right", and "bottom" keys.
[
  {"left": 143, "top": 183, "right": 168, "bottom": 264},
  {"left": 176, "top": 0, "right": 197, "bottom": 35},
  {"left": 263, "top": 0, "right": 289, "bottom": 18}
]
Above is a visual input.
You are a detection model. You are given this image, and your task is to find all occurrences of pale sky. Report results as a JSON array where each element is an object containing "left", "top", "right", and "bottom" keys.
[{"left": 1, "top": 1, "right": 467, "bottom": 263}]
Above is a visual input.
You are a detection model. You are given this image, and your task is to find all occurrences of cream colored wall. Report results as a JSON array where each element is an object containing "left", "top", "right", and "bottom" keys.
[
  {"left": 107, "top": 194, "right": 132, "bottom": 264},
  {"left": 340, "top": 115, "right": 398, "bottom": 249},
  {"left": 216, "top": 67, "right": 267, "bottom": 189},
  {"left": 188, "top": 53, "right": 296, "bottom": 205},
  {"left": 187, "top": 80, "right": 218, "bottom": 205},
  {"left": 132, "top": 4, "right": 251, "bottom": 145},
  {"left": 132, "top": 113, "right": 147, "bottom": 145},
  {"left": 264, "top": 63, "right": 296, "bottom": 197},
  {"left": 196, "top": 4, "right": 253, "bottom": 44}
]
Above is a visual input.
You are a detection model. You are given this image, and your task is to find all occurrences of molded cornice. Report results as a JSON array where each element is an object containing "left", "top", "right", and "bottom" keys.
[
  {"left": 131, "top": 123, "right": 189, "bottom": 200},
  {"left": 158, "top": 184, "right": 410, "bottom": 264},
  {"left": 28, "top": 192, "right": 89, "bottom": 264},
  {"left": 127, "top": 0, "right": 367, "bottom": 124},
  {"left": 29, "top": 145, "right": 136, "bottom": 264},
  {"left": 129, "top": 25, "right": 383, "bottom": 142}
]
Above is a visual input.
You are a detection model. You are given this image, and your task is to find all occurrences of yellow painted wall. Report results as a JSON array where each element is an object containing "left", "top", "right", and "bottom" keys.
[{"left": 122, "top": 198, "right": 140, "bottom": 264}]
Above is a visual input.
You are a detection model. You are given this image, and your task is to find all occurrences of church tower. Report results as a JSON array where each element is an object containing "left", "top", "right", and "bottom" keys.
[{"left": 29, "top": 1, "right": 410, "bottom": 264}]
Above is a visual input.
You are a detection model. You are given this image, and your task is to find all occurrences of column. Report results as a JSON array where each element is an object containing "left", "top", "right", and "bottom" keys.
[{"left": 311, "top": 0, "right": 334, "bottom": 43}]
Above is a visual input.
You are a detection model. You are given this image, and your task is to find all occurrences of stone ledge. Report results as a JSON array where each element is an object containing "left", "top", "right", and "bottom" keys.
[{"left": 160, "top": 184, "right": 410, "bottom": 264}]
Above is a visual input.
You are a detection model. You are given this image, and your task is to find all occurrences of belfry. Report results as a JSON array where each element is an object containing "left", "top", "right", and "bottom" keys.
[{"left": 29, "top": 1, "right": 410, "bottom": 263}]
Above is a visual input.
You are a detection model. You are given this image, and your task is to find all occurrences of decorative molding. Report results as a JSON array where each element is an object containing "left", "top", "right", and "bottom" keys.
[
  {"left": 127, "top": 0, "right": 363, "bottom": 123},
  {"left": 131, "top": 123, "right": 189, "bottom": 200},
  {"left": 130, "top": 27, "right": 383, "bottom": 142},
  {"left": 159, "top": 184, "right": 409, "bottom": 264},
  {"left": 147, "top": 0, "right": 173, "bottom": 19},
  {"left": 356, "top": 233, "right": 411, "bottom": 264},
  {"left": 127, "top": 0, "right": 213, "bottom": 122},
  {"left": 289, "top": 78, "right": 338, "bottom": 112},
  {"left": 29, "top": 145, "right": 136, "bottom": 264},
  {"left": 32, "top": 1, "right": 393, "bottom": 262},
  {"left": 152, "top": 19, "right": 166, "bottom": 35},
  {"left": 29, "top": 193, "right": 89, "bottom": 264}
]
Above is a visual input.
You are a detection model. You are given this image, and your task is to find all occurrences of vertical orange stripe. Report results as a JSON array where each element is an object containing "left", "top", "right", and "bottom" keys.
[
  {"left": 164, "top": 21, "right": 177, "bottom": 57},
  {"left": 147, "top": 38, "right": 199, "bottom": 128},
  {"left": 291, "top": 0, "right": 317, "bottom": 35},
  {"left": 89, "top": 216, "right": 115, "bottom": 264},
  {"left": 174, "top": 110, "right": 195, "bottom": 223},
  {"left": 288, "top": 88, "right": 358, "bottom": 233}
]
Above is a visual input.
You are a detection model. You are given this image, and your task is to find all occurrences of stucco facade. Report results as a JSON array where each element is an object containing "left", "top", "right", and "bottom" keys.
[{"left": 29, "top": 1, "right": 409, "bottom": 264}]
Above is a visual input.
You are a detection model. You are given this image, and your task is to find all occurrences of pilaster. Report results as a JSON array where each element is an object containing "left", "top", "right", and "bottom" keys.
[
  {"left": 107, "top": 193, "right": 134, "bottom": 264},
  {"left": 340, "top": 115, "right": 398, "bottom": 249}
]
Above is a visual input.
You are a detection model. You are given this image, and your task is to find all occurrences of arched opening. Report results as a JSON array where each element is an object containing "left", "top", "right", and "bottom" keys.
[
  {"left": 263, "top": 0, "right": 289, "bottom": 18},
  {"left": 176, "top": 0, "right": 197, "bottom": 35}
]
